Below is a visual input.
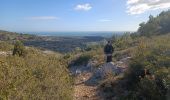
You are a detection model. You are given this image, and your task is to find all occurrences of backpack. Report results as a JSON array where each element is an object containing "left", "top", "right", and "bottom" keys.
[{"left": 104, "top": 44, "right": 114, "bottom": 54}]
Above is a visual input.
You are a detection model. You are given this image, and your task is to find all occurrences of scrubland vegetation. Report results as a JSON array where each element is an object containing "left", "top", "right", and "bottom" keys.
[{"left": 0, "top": 42, "right": 73, "bottom": 100}]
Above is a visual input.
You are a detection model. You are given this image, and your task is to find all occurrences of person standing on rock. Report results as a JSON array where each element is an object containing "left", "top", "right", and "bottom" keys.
[{"left": 104, "top": 41, "right": 114, "bottom": 63}]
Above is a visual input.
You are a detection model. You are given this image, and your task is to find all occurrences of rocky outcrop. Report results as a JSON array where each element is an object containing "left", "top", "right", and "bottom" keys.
[{"left": 70, "top": 57, "right": 131, "bottom": 100}]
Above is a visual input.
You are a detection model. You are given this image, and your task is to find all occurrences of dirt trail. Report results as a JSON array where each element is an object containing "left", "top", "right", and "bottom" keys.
[
  {"left": 74, "top": 72, "right": 98, "bottom": 100},
  {"left": 69, "top": 65, "right": 99, "bottom": 100}
]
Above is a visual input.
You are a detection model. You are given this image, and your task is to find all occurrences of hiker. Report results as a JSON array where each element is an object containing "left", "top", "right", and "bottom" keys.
[{"left": 104, "top": 41, "right": 114, "bottom": 62}]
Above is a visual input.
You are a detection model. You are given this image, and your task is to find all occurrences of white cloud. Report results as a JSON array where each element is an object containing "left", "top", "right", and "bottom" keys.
[
  {"left": 98, "top": 19, "right": 112, "bottom": 22},
  {"left": 27, "top": 16, "right": 59, "bottom": 20},
  {"left": 127, "top": 0, "right": 140, "bottom": 5},
  {"left": 127, "top": 0, "right": 170, "bottom": 15},
  {"left": 74, "top": 3, "right": 92, "bottom": 11}
]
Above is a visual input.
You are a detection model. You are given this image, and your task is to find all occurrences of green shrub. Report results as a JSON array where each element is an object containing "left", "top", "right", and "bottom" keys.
[
  {"left": 72, "top": 54, "right": 92, "bottom": 66},
  {"left": 12, "top": 41, "right": 26, "bottom": 57}
]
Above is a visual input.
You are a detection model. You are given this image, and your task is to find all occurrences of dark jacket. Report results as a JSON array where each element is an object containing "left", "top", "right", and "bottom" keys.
[{"left": 104, "top": 44, "right": 114, "bottom": 54}]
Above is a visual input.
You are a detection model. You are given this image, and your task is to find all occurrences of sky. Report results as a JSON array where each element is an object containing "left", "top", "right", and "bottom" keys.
[{"left": 1, "top": 0, "right": 170, "bottom": 32}]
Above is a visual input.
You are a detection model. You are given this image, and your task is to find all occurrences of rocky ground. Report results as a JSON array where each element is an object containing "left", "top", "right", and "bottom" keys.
[{"left": 69, "top": 57, "right": 131, "bottom": 100}]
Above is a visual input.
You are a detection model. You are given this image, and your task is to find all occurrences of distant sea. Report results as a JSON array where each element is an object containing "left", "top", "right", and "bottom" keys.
[{"left": 26, "top": 31, "right": 126, "bottom": 37}]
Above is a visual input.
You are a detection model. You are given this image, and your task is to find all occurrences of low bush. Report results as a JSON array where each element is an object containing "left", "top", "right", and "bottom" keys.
[
  {"left": 12, "top": 41, "right": 26, "bottom": 57},
  {"left": 72, "top": 54, "right": 92, "bottom": 66}
]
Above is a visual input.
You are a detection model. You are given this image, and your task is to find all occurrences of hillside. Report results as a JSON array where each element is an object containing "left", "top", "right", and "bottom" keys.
[
  {"left": 99, "top": 33, "right": 170, "bottom": 99},
  {"left": 0, "top": 42, "right": 73, "bottom": 100},
  {"left": 0, "top": 30, "right": 40, "bottom": 41},
  {"left": 0, "top": 10, "right": 170, "bottom": 100},
  {"left": 1, "top": 32, "right": 169, "bottom": 100}
]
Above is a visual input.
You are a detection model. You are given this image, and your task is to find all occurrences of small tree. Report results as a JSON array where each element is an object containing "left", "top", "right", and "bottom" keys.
[{"left": 13, "top": 41, "right": 26, "bottom": 57}]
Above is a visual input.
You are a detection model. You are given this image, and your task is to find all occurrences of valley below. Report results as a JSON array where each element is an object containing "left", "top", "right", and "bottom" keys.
[{"left": 23, "top": 36, "right": 105, "bottom": 53}]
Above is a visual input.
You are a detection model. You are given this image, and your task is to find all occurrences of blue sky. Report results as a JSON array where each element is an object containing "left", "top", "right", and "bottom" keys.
[{"left": 1, "top": 0, "right": 170, "bottom": 32}]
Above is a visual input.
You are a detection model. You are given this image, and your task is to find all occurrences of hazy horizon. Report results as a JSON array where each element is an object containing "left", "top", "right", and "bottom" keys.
[{"left": 16, "top": 31, "right": 127, "bottom": 37}]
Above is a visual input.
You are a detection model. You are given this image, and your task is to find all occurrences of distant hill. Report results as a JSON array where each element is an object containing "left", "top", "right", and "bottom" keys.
[
  {"left": 138, "top": 10, "right": 170, "bottom": 36},
  {"left": 0, "top": 30, "right": 41, "bottom": 41}
]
